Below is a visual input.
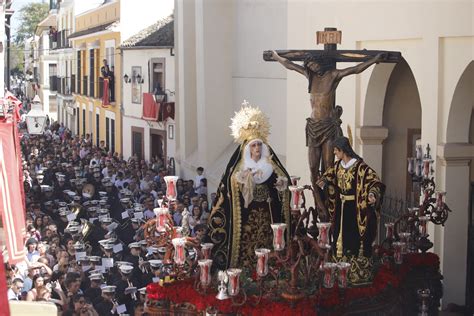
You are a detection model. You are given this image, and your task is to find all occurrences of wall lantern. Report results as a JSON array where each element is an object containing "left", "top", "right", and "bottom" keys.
[{"left": 123, "top": 74, "right": 131, "bottom": 83}]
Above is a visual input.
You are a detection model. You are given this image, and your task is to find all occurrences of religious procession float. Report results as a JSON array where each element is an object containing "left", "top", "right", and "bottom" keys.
[{"left": 141, "top": 29, "right": 450, "bottom": 316}]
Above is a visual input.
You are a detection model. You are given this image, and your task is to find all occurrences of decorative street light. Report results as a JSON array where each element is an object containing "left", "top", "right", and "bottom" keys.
[{"left": 25, "top": 95, "right": 47, "bottom": 135}]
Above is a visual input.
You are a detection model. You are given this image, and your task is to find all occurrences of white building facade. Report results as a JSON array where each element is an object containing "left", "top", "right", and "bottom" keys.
[
  {"left": 54, "top": 0, "right": 74, "bottom": 131},
  {"left": 175, "top": 0, "right": 474, "bottom": 309},
  {"left": 35, "top": 11, "right": 58, "bottom": 121},
  {"left": 54, "top": 0, "right": 105, "bottom": 133},
  {"left": 121, "top": 18, "right": 176, "bottom": 164}
]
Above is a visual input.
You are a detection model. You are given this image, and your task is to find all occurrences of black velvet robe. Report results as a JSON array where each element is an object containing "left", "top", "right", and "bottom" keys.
[{"left": 207, "top": 141, "right": 291, "bottom": 270}]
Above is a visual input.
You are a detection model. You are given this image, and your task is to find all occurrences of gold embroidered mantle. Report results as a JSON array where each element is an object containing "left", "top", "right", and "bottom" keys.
[
  {"left": 208, "top": 141, "right": 291, "bottom": 270},
  {"left": 321, "top": 159, "right": 384, "bottom": 256}
]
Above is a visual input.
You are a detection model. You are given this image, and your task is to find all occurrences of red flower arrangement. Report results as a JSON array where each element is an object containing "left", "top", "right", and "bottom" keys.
[{"left": 146, "top": 253, "right": 439, "bottom": 315}]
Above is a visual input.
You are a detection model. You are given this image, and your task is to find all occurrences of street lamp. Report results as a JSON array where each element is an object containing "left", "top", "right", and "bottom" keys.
[{"left": 25, "top": 95, "right": 47, "bottom": 134}]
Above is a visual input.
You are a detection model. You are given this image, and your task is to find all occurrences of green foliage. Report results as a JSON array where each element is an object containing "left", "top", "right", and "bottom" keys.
[
  {"left": 10, "top": 43, "right": 24, "bottom": 74},
  {"left": 14, "top": 3, "right": 50, "bottom": 45}
]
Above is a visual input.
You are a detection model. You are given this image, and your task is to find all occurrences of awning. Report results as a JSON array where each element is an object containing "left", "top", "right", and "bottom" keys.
[
  {"left": 35, "top": 14, "right": 57, "bottom": 36},
  {"left": 69, "top": 21, "right": 117, "bottom": 39}
]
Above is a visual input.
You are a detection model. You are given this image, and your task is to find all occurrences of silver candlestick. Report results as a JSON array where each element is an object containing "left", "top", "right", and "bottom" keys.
[
  {"left": 417, "top": 288, "right": 430, "bottom": 316},
  {"left": 216, "top": 270, "right": 229, "bottom": 300}
]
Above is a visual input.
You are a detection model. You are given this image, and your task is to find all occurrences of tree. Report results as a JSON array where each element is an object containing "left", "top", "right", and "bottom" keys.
[
  {"left": 14, "top": 3, "right": 49, "bottom": 45},
  {"left": 10, "top": 43, "right": 25, "bottom": 74}
]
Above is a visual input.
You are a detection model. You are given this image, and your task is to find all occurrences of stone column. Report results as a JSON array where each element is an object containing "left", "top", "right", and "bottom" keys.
[
  {"left": 356, "top": 125, "right": 388, "bottom": 176},
  {"left": 437, "top": 142, "right": 473, "bottom": 307}
]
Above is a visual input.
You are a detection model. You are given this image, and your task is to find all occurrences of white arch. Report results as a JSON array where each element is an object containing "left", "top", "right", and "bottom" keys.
[
  {"left": 362, "top": 62, "right": 396, "bottom": 126},
  {"left": 362, "top": 58, "right": 421, "bottom": 127},
  {"left": 446, "top": 61, "right": 474, "bottom": 143},
  {"left": 438, "top": 60, "right": 474, "bottom": 307}
]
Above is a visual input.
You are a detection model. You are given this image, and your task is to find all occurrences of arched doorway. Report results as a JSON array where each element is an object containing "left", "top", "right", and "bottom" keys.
[
  {"left": 381, "top": 59, "right": 422, "bottom": 202},
  {"left": 441, "top": 61, "right": 474, "bottom": 309},
  {"left": 360, "top": 58, "right": 422, "bottom": 244}
]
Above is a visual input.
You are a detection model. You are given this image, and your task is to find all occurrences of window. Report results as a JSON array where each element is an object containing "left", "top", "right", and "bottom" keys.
[
  {"left": 89, "top": 49, "right": 95, "bottom": 97},
  {"left": 104, "top": 41, "right": 116, "bottom": 102},
  {"left": 149, "top": 58, "right": 165, "bottom": 96},
  {"left": 106, "top": 47, "right": 115, "bottom": 68},
  {"left": 131, "top": 66, "right": 142, "bottom": 104},
  {"left": 132, "top": 128, "right": 144, "bottom": 159},
  {"left": 49, "top": 64, "right": 58, "bottom": 91},
  {"left": 89, "top": 109, "right": 93, "bottom": 137},
  {"left": 96, "top": 113, "right": 100, "bottom": 146},
  {"left": 76, "top": 108, "right": 79, "bottom": 135},
  {"left": 105, "top": 117, "right": 110, "bottom": 150},
  {"left": 77, "top": 51, "right": 81, "bottom": 93},
  {"left": 82, "top": 109, "right": 86, "bottom": 136},
  {"left": 111, "top": 118, "right": 115, "bottom": 154}
]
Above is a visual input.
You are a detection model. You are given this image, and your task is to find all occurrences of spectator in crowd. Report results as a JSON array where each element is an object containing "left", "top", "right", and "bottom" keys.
[{"left": 8, "top": 278, "right": 24, "bottom": 301}]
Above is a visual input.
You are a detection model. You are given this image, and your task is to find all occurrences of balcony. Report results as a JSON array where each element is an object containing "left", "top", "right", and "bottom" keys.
[
  {"left": 100, "top": 75, "right": 115, "bottom": 106},
  {"left": 49, "top": 31, "right": 58, "bottom": 50},
  {"left": 56, "top": 77, "right": 72, "bottom": 96},
  {"left": 142, "top": 92, "right": 175, "bottom": 122},
  {"left": 55, "top": 29, "right": 71, "bottom": 49},
  {"left": 99, "top": 77, "right": 104, "bottom": 98}
]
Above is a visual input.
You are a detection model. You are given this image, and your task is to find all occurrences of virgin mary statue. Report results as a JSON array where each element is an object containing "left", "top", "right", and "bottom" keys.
[{"left": 208, "top": 102, "right": 291, "bottom": 270}]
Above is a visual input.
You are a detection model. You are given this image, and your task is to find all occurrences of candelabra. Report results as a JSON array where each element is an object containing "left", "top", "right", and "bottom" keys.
[
  {"left": 145, "top": 176, "right": 353, "bottom": 309},
  {"left": 405, "top": 144, "right": 451, "bottom": 254},
  {"left": 192, "top": 178, "right": 349, "bottom": 307}
]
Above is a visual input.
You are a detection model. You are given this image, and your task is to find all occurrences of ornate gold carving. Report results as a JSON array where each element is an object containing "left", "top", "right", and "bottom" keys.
[
  {"left": 334, "top": 255, "right": 374, "bottom": 286},
  {"left": 239, "top": 208, "right": 273, "bottom": 268},
  {"left": 336, "top": 163, "right": 355, "bottom": 193},
  {"left": 253, "top": 184, "right": 270, "bottom": 202}
]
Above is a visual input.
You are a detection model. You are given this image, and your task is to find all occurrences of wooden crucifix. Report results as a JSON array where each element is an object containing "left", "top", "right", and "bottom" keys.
[{"left": 264, "top": 27, "right": 401, "bottom": 201}]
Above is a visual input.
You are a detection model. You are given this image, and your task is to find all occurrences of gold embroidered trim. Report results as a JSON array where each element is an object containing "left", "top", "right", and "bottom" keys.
[{"left": 230, "top": 158, "right": 243, "bottom": 268}]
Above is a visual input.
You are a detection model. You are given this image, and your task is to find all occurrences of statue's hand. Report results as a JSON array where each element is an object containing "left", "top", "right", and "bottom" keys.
[
  {"left": 316, "top": 179, "right": 325, "bottom": 189},
  {"left": 274, "top": 176, "right": 288, "bottom": 191}
]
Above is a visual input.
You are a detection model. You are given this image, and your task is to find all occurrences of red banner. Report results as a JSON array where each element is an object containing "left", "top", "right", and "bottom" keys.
[
  {"left": 102, "top": 79, "right": 110, "bottom": 108},
  {"left": 160, "top": 102, "right": 175, "bottom": 122},
  {"left": 0, "top": 251, "right": 10, "bottom": 315},
  {"left": 0, "top": 118, "right": 26, "bottom": 264},
  {"left": 142, "top": 93, "right": 159, "bottom": 121}
]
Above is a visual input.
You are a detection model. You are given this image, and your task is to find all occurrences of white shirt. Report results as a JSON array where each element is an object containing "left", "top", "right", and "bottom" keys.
[
  {"left": 101, "top": 167, "right": 109, "bottom": 177},
  {"left": 144, "top": 209, "right": 155, "bottom": 220},
  {"left": 115, "top": 179, "right": 125, "bottom": 189},
  {"left": 340, "top": 158, "right": 357, "bottom": 169},
  {"left": 7, "top": 288, "right": 19, "bottom": 300},
  {"left": 26, "top": 251, "right": 40, "bottom": 263},
  {"left": 194, "top": 174, "right": 204, "bottom": 192},
  {"left": 89, "top": 158, "right": 101, "bottom": 168}
]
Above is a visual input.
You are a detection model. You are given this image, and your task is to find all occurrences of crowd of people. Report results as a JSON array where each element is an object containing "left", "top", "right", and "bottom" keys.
[{"left": 4, "top": 122, "right": 213, "bottom": 315}]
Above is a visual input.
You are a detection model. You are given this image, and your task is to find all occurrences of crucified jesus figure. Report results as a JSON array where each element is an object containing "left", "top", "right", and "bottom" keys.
[{"left": 271, "top": 50, "right": 385, "bottom": 191}]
